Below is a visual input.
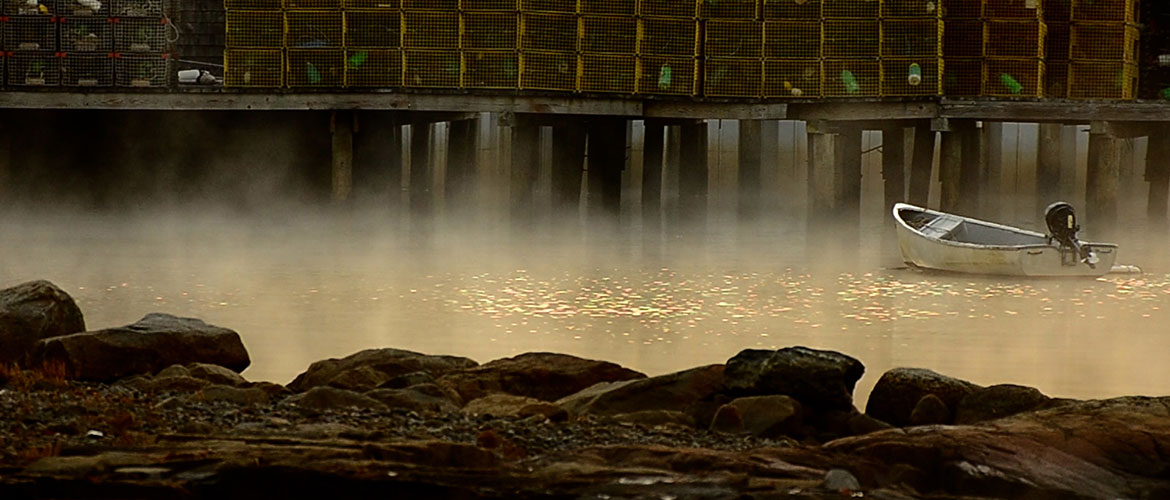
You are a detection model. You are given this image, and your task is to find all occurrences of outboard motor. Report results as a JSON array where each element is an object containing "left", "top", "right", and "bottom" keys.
[{"left": 1045, "top": 201, "right": 1098, "bottom": 268}]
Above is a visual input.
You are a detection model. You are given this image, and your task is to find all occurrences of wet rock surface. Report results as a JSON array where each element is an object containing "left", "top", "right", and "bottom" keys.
[
  {"left": 3, "top": 344, "right": 1170, "bottom": 499},
  {"left": 0, "top": 280, "right": 86, "bottom": 365}
]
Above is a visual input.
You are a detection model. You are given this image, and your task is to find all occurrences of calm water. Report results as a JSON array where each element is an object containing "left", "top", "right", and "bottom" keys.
[{"left": 3, "top": 208, "right": 1168, "bottom": 408}]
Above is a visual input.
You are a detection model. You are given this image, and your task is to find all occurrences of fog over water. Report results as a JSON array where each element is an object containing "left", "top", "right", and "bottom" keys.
[{"left": 3, "top": 203, "right": 1168, "bottom": 408}]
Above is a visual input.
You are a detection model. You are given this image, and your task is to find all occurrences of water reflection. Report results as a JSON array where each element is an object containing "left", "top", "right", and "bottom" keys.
[{"left": 1, "top": 208, "right": 1167, "bottom": 408}]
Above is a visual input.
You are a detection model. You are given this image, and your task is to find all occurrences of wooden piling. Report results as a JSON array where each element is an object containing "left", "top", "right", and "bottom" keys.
[
  {"left": 760, "top": 120, "right": 780, "bottom": 212},
  {"left": 837, "top": 126, "right": 863, "bottom": 235},
  {"left": 881, "top": 126, "right": 906, "bottom": 216},
  {"left": 446, "top": 117, "right": 478, "bottom": 211},
  {"left": 352, "top": 111, "right": 401, "bottom": 204},
  {"left": 958, "top": 121, "right": 982, "bottom": 215},
  {"left": 1147, "top": 124, "right": 1170, "bottom": 224},
  {"left": 806, "top": 125, "right": 837, "bottom": 222},
  {"left": 0, "top": 111, "right": 9, "bottom": 200},
  {"left": 908, "top": 123, "right": 934, "bottom": 207},
  {"left": 409, "top": 122, "right": 433, "bottom": 215},
  {"left": 587, "top": 118, "right": 626, "bottom": 221},
  {"left": 678, "top": 121, "right": 709, "bottom": 226},
  {"left": 551, "top": 122, "right": 587, "bottom": 214},
  {"left": 642, "top": 120, "right": 665, "bottom": 227},
  {"left": 509, "top": 118, "right": 541, "bottom": 223},
  {"left": 1036, "top": 123, "right": 1063, "bottom": 216},
  {"left": 330, "top": 110, "right": 354, "bottom": 203},
  {"left": 737, "top": 120, "right": 763, "bottom": 221},
  {"left": 983, "top": 121, "right": 1004, "bottom": 219},
  {"left": 939, "top": 126, "right": 962, "bottom": 214},
  {"left": 1086, "top": 121, "right": 1120, "bottom": 228}
]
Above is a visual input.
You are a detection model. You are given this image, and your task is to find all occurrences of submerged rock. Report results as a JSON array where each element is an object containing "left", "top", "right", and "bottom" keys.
[
  {"left": 437, "top": 352, "right": 645, "bottom": 402},
  {"left": 0, "top": 280, "right": 86, "bottom": 366},
  {"left": 724, "top": 347, "right": 864, "bottom": 412},
  {"left": 26, "top": 313, "right": 249, "bottom": 382},
  {"left": 287, "top": 348, "right": 477, "bottom": 393},
  {"left": 865, "top": 367, "right": 981, "bottom": 427}
]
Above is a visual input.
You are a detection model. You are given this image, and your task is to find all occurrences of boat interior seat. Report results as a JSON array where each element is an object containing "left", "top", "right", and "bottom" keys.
[{"left": 919, "top": 214, "right": 964, "bottom": 239}]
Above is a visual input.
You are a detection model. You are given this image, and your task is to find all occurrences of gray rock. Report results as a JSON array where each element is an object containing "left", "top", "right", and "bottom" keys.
[
  {"left": 866, "top": 367, "right": 981, "bottom": 427},
  {"left": 281, "top": 386, "right": 389, "bottom": 412},
  {"left": 365, "top": 383, "right": 461, "bottom": 414},
  {"left": 155, "top": 365, "right": 190, "bottom": 379},
  {"left": 288, "top": 348, "right": 477, "bottom": 393},
  {"left": 437, "top": 352, "right": 645, "bottom": 402},
  {"left": 186, "top": 363, "right": 249, "bottom": 387},
  {"left": 724, "top": 347, "right": 864, "bottom": 412},
  {"left": 0, "top": 280, "right": 85, "bottom": 366},
  {"left": 823, "top": 469, "right": 861, "bottom": 492},
  {"left": 26, "top": 313, "right": 249, "bottom": 382},
  {"left": 198, "top": 384, "right": 270, "bottom": 406},
  {"left": 557, "top": 365, "right": 725, "bottom": 421},
  {"left": 909, "top": 394, "right": 951, "bottom": 426},
  {"left": 726, "top": 395, "right": 803, "bottom": 438},
  {"left": 955, "top": 384, "right": 1052, "bottom": 424}
]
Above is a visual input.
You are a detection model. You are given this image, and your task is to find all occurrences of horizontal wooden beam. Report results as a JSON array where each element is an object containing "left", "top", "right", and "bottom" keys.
[
  {"left": 788, "top": 100, "right": 937, "bottom": 121},
  {"left": 941, "top": 98, "right": 1170, "bottom": 123}
]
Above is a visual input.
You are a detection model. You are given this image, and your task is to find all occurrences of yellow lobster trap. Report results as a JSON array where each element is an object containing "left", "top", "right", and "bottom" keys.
[
  {"left": 763, "top": 58, "right": 820, "bottom": 98},
  {"left": 225, "top": 49, "right": 283, "bottom": 87},
  {"left": 1069, "top": 60, "right": 1137, "bottom": 99},
  {"left": 344, "top": 49, "right": 403, "bottom": 87}
]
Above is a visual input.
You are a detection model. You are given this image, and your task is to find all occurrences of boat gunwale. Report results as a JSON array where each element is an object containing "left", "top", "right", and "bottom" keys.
[{"left": 892, "top": 203, "right": 1118, "bottom": 252}]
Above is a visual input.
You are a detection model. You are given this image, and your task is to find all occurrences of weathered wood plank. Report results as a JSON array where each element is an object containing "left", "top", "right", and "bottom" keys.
[
  {"left": 941, "top": 99, "right": 1170, "bottom": 123},
  {"left": 737, "top": 120, "right": 763, "bottom": 221},
  {"left": 330, "top": 110, "right": 354, "bottom": 203}
]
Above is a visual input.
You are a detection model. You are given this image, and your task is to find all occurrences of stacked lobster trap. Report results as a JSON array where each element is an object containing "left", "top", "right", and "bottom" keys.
[
  {"left": 1, "top": 0, "right": 169, "bottom": 87},
  {"left": 1068, "top": 0, "right": 1139, "bottom": 99},
  {"left": 762, "top": 0, "right": 821, "bottom": 99},
  {"left": 880, "top": 0, "right": 942, "bottom": 97}
]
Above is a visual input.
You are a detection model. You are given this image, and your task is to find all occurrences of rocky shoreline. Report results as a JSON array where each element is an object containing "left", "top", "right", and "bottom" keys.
[{"left": 2, "top": 279, "right": 1169, "bottom": 499}]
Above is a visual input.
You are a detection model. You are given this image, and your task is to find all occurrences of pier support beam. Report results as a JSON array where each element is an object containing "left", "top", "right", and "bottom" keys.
[
  {"left": 908, "top": 123, "right": 935, "bottom": 207},
  {"left": 678, "top": 121, "right": 709, "bottom": 226},
  {"left": 806, "top": 123, "right": 837, "bottom": 226},
  {"left": 587, "top": 118, "right": 626, "bottom": 222},
  {"left": 509, "top": 117, "right": 541, "bottom": 224},
  {"left": 1037, "top": 123, "right": 1063, "bottom": 216},
  {"left": 642, "top": 120, "right": 665, "bottom": 228},
  {"left": 1147, "top": 124, "right": 1170, "bottom": 224},
  {"left": 0, "top": 111, "right": 9, "bottom": 201},
  {"left": 983, "top": 122, "right": 1004, "bottom": 219},
  {"left": 937, "top": 119, "right": 980, "bottom": 215},
  {"left": 881, "top": 126, "right": 906, "bottom": 218},
  {"left": 445, "top": 117, "right": 478, "bottom": 213},
  {"left": 737, "top": 119, "right": 763, "bottom": 221},
  {"left": 551, "top": 122, "right": 586, "bottom": 216},
  {"left": 352, "top": 111, "right": 401, "bottom": 204},
  {"left": 837, "top": 126, "right": 863, "bottom": 239},
  {"left": 1086, "top": 121, "right": 1121, "bottom": 229},
  {"left": 409, "top": 123, "right": 433, "bottom": 216},
  {"left": 331, "top": 110, "right": 354, "bottom": 203}
]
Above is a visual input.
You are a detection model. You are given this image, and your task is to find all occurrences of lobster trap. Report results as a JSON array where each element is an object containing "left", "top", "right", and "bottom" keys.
[
  {"left": 701, "top": 0, "right": 758, "bottom": 19},
  {"left": 285, "top": 10, "right": 343, "bottom": 49},
  {"left": 763, "top": 21, "right": 819, "bottom": 59},
  {"left": 703, "top": 57, "right": 762, "bottom": 98},
  {"left": 763, "top": 57, "right": 820, "bottom": 98},
  {"left": 226, "top": 10, "right": 283, "bottom": 48},
  {"left": 402, "top": 10, "right": 458, "bottom": 50},
  {"left": 1046, "top": 20, "right": 1069, "bottom": 60},
  {"left": 4, "top": 15, "right": 57, "bottom": 51},
  {"left": 639, "top": 0, "right": 696, "bottom": 18},
  {"left": 519, "top": 0, "right": 576, "bottom": 13},
  {"left": 223, "top": 0, "right": 282, "bottom": 10},
  {"left": 59, "top": 16, "right": 112, "bottom": 52},
  {"left": 985, "top": 20, "right": 1046, "bottom": 58},
  {"left": 113, "top": 0, "right": 162, "bottom": 17},
  {"left": 113, "top": 17, "right": 167, "bottom": 52},
  {"left": 519, "top": 12, "right": 576, "bottom": 52},
  {"left": 402, "top": 0, "right": 456, "bottom": 8},
  {"left": 942, "top": 57, "right": 982, "bottom": 96},
  {"left": 580, "top": 52, "right": 635, "bottom": 93},
  {"left": 881, "top": 57, "right": 941, "bottom": 96},
  {"left": 579, "top": 0, "right": 635, "bottom": 16},
  {"left": 285, "top": 0, "right": 341, "bottom": 9},
  {"left": 1069, "top": 60, "right": 1137, "bottom": 99},
  {"left": 581, "top": 15, "right": 636, "bottom": 54},
  {"left": 1042, "top": 0, "right": 1070, "bottom": 22},
  {"left": 403, "top": 49, "right": 461, "bottom": 87},
  {"left": 762, "top": 0, "right": 820, "bottom": 20},
  {"left": 343, "top": 10, "right": 401, "bottom": 48},
  {"left": 344, "top": 49, "right": 402, "bottom": 87},
  {"left": 984, "top": 0, "right": 1043, "bottom": 19},
  {"left": 823, "top": 19, "right": 880, "bottom": 58},
  {"left": 1071, "top": 0, "right": 1137, "bottom": 23},
  {"left": 882, "top": 0, "right": 943, "bottom": 18},
  {"left": 224, "top": 48, "right": 282, "bottom": 87},
  {"left": 1045, "top": 60, "right": 1067, "bottom": 97},
  {"left": 519, "top": 49, "right": 576, "bottom": 91},
  {"left": 638, "top": 17, "right": 698, "bottom": 57},
  {"left": 882, "top": 19, "right": 942, "bottom": 58},
  {"left": 60, "top": 0, "right": 109, "bottom": 16},
  {"left": 822, "top": 58, "right": 879, "bottom": 97},
  {"left": 823, "top": 0, "right": 879, "bottom": 19},
  {"left": 463, "top": 50, "right": 519, "bottom": 89},
  {"left": 61, "top": 51, "right": 113, "bottom": 85},
  {"left": 6, "top": 50, "right": 60, "bottom": 86},
  {"left": 461, "top": 0, "right": 516, "bottom": 10},
  {"left": 115, "top": 52, "right": 167, "bottom": 86},
  {"left": 637, "top": 55, "right": 696, "bottom": 95},
  {"left": 286, "top": 48, "right": 344, "bottom": 86},
  {"left": 705, "top": 20, "right": 762, "bottom": 58},
  {"left": 1069, "top": 23, "right": 1139, "bottom": 62},
  {"left": 939, "top": 0, "right": 982, "bottom": 18},
  {"left": 462, "top": 11, "right": 518, "bottom": 50},
  {"left": 943, "top": 18, "right": 982, "bottom": 58},
  {"left": 343, "top": 0, "right": 398, "bottom": 9},
  {"left": 983, "top": 57, "right": 1045, "bottom": 97}
]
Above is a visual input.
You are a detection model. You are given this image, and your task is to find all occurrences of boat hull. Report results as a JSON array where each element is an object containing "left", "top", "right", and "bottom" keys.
[{"left": 893, "top": 204, "right": 1118, "bottom": 277}]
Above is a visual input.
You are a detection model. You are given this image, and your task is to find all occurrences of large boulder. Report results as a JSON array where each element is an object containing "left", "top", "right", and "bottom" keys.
[
  {"left": 724, "top": 347, "right": 864, "bottom": 412},
  {"left": 287, "top": 348, "right": 477, "bottom": 393},
  {"left": 865, "top": 368, "right": 981, "bottom": 427},
  {"left": 26, "top": 313, "right": 248, "bottom": 382},
  {"left": 437, "top": 352, "right": 645, "bottom": 402},
  {"left": 0, "top": 280, "right": 86, "bottom": 365},
  {"left": 724, "top": 395, "right": 803, "bottom": 438},
  {"left": 954, "top": 384, "right": 1053, "bottom": 424},
  {"left": 556, "top": 364, "right": 725, "bottom": 422}
]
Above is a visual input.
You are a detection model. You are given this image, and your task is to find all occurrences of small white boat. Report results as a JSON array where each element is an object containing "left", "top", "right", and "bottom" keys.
[{"left": 893, "top": 202, "right": 1120, "bottom": 277}]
